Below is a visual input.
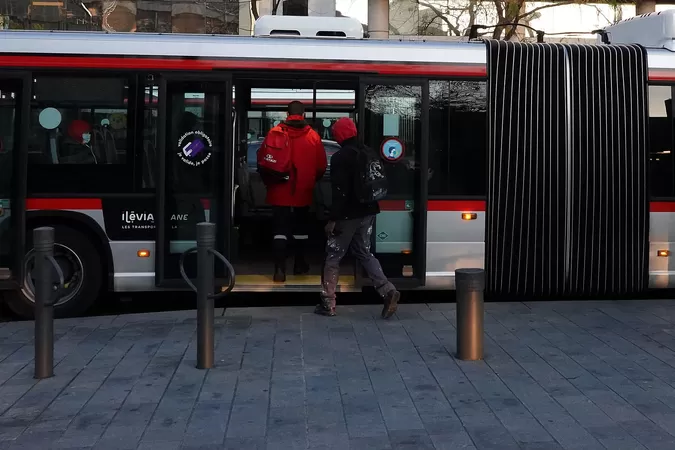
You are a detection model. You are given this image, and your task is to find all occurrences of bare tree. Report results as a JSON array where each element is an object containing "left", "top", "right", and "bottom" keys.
[{"left": 411, "top": 0, "right": 594, "bottom": 40}]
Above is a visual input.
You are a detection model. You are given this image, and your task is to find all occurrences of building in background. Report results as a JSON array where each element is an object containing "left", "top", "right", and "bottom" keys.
[
  {"left": 0, "top": 0, "right": 669, "bottom": 38},
  {"left": 0, "top": 0, "right": 339, "bottom": 34}
]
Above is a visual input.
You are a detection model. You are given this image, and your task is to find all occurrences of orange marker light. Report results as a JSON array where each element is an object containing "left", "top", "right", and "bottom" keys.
[
  {"left": 658, "top": 250, "right": 670, "bottom": 257},
  {"left": 401, "top": 249, "right": 412, "bottom": 255},
  {"left": 462, "top": 213, "right": 477, "bottom": 221},
  {"left": 137, "top": 249, "right": 150, "bottom": 258}
]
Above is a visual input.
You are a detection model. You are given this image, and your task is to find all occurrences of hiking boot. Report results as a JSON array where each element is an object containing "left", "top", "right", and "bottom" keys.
[
  {"left": 381, "top": 290, "right": 400, "bottom": 319},
  {"left": 293, "top": 259, "right": 310, "bottom": 275},
  {"left": 273, "top": 266, "right": 286, "bottom": 283},
  {"left": 314, "top": 303, "right": 336, "bottom": 316}
]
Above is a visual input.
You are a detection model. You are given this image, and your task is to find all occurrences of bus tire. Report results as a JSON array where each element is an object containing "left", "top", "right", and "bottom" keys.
[{"left": 5, "top": 225, "right": 102, "bottom": 320}]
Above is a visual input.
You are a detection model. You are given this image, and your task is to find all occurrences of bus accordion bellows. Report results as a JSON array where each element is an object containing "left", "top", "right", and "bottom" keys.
[{"left": 1, "top": 13, "right": 675, "bottom": 318}]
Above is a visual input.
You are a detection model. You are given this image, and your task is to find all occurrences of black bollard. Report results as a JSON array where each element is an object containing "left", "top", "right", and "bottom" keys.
[
  {"left": 196, "top": 222, "right": 216, "bottom": 369},
  {"left": 456, "top": 268, "right": 485, "bottom": 361},
  {"left": 34, "top": 227, "right": 55, "bottom": 379}
]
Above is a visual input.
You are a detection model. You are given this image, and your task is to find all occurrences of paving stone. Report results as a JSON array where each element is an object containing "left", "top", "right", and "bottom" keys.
[
  {"left": 222, "top": 437, "right": 266, "bottom": 450},
  {"left": 429, "top": 432, "right": 476, "bottom": 449},
  {"left": 388, "top": 429, "right": 435, "bottom": 450},
  {"left": 6, "top": 302, "right": 675, "bottom": 449},
  {"left": 349, "top": 436, "right": 393, "bottom": 450}
]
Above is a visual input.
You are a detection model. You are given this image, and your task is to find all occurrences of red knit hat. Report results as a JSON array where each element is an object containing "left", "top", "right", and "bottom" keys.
[
  {"left": 67, "top": 120, "right": 91, "bottom": 144},
  {"left": 332, "top": 117, "right": 357, "bottom": 144}
]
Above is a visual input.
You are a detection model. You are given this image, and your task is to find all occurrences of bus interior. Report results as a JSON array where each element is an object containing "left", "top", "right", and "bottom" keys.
[
  {"left": 158, "top": 73, "right": 424, "bottom": 290},
  {"left": 232, "top": 77, "right": 358, "bottom": 286}
]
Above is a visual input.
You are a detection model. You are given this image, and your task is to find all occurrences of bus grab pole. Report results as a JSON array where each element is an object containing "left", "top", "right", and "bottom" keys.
[
  {"left": 34, "top": 227, "right": 55, "bottom": 379},
  {"left": 196, "top": 222, "right": 216, "bottom": 370}
]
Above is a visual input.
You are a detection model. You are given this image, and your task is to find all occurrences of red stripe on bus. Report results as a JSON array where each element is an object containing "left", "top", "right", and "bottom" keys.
[
  {"left": 379, "top": 200, "right": 487, "bottom": 211},
  {"left": 23, "top": 198, "right": 675, "bottom": 213},
  {"left": 651, "top": 201, "right": 675, "bottom": 212},
  {"left": 26, "top": 198, "right": 102, "bottom": 210},
  {"left": 428, "top": 200, "right": 486, "bottom": 211},
  {"left": 383, "top": 201, "right": 675, "bottom": 212},
  {"left": 379, "top": 200, "right": 407, "bottom": 211},
  {"left": 649, "top": 69, "right": 675, "bottom": 81},
  {"left": 0, "top": 55, "right": 487, "bottom": 77}
]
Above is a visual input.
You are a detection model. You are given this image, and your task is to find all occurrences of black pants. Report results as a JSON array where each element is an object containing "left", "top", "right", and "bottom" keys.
[{"left": 272, "top": 206, "right": 310, "bottom": 270}]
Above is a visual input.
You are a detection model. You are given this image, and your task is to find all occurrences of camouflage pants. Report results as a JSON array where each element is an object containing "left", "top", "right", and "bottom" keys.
[{"left": 320, "top": 215, "right": 395, "bottom": 308}]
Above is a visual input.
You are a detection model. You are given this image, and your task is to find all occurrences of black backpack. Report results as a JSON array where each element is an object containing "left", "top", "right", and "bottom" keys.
[{"left": 353, "top": 144, "right": 388, "bottom": 203}]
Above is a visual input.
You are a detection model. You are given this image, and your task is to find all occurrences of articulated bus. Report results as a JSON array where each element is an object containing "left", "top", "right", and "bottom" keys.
[{"left": 1, "top": 14, "right": 675, "bottom": 318}]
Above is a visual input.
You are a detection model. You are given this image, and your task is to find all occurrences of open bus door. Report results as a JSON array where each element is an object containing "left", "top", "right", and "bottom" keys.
[
  {"left": 154, "top": 74, "right": 234, "bottom": 286},
  {"left": 0, "top": 73, "right": 29, "bottom": 289},
  {"left": 358, "top": 78, "right": 428, "bottom": 289}
]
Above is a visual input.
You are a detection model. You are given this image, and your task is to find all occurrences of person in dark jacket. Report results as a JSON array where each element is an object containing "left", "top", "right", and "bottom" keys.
[{"left": 317, "top": 117, "right": 400, "bottom": 318}]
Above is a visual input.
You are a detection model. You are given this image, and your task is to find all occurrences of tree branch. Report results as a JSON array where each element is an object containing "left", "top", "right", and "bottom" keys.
[
  {"left": 415, "top": 0, "right": 461, "bottom": 35},
  {"left": 514, "top": 0, "right": 575, "bottom": 22}
]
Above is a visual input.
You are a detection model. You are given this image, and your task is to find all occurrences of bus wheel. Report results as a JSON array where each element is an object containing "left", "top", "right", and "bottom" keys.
[{"left": 5, "top": 226, "right": 102, "bottom": 319}]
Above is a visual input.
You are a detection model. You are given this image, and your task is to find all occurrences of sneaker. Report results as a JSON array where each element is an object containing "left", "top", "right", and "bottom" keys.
[
  {"left": 381, "top": 290, "right": 400, "bottom": 319},
  {"left": 314, "top": 304, "right": 336, "bottom": 316}
]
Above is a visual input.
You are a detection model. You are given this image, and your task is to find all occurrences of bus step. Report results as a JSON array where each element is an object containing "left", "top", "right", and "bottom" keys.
[
  {"left": 224, "top": 274, "right": 357, "bottom": 292},
  {"left": 0, "top": 268, "right": 11, "bottom": 280}
]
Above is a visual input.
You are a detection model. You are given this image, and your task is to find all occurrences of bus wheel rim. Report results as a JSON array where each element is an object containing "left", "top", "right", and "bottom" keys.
[{"left": 21, "top": 243, "right": 84, "bottom": 307}]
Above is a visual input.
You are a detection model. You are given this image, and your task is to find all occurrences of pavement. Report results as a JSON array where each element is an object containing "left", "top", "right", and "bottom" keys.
[{"left": 2, "top": 301, "right": 675, "bottom": 449}]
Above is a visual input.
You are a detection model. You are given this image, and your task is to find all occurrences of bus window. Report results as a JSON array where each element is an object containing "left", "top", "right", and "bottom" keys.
[
  {"left": 648, "top": 85, "right": 675, "bottom": 198},
  {"left": 28, "top": 76, "right": 129, "bottom": 166},
  {"left": 142, "top": 83, "right": 160, "bottom": 189},
  {"left": 428, "top": 80, "right": 487, "bottom": 197},
  {"left": 0, "top": 81, "right": 17, "bottom": 277}
]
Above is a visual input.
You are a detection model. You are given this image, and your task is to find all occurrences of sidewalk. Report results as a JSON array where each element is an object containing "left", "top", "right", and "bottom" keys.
[{"left": 2, "top": 300, "right": 675, "bottom": 449}]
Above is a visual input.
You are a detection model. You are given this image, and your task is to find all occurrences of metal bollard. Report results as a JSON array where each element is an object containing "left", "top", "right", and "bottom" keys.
[
  {"left": 34, "top": 227, "right": 55, "bottom": 379},
  {"left": 456, "top": 268, "right": 485, "bottom": 361},
  {"left": 196, "top": 222, "right": 216, "bottom": 370}
]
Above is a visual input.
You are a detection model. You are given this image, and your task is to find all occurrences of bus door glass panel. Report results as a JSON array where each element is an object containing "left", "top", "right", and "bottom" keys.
[
  {"left": 161, "top": 82, "right": 228, "bottom": 280},
  {"left": 362, "top": 83, "right": 423, "bottom": 282},
  {"left": 0, "top": 74, "right": 30, "bottom": 282},
  {"left": 312, "top": 85, "right": 357, "bottom": 221},
  {"left": 0, "top": 78, "right": 23, "bottom": 282}
]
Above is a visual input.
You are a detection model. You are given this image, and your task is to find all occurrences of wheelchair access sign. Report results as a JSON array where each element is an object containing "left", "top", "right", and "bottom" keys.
[{"left": 380, "top": 137, "right": 404, "bottom": 162}]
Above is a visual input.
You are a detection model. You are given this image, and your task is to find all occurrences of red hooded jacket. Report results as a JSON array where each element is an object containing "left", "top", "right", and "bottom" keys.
[{"left": 264, "top": 115, "right": 327, "bottom": 207}]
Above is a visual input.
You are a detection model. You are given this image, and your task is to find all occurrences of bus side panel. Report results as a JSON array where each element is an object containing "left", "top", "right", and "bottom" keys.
[
  {"left": 649, "top": 209, "right": 675, "bottom": 288},
  {"left": 110, "top": 241, "right": 156, "bottom": 291},
  {"left": 425, "top": 204, "right": 675, "bottom": 291},
  {"left": 424, "top": 202, "right": 485, "bottom": 290},
  {"left": 25, "top": 205, "right": 114, "bottom": 290}
]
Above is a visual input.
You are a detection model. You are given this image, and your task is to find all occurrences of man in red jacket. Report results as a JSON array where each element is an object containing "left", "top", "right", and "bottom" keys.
[{"left": 262, "top": 101, "right": 327, "bottom": 282}]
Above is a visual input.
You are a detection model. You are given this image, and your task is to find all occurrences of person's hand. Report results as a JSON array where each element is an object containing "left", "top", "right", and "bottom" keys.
[{"left": 324, "top": 221, "right": 336, "bottom": 238}]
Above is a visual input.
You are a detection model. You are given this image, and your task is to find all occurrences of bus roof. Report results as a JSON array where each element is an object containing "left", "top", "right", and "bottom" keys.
[
  {"left": 0, "top": 30, "right": 485, "bottom": 66},
  {"left": 1, "top": 29, "right": 675, "bottom": 77}
]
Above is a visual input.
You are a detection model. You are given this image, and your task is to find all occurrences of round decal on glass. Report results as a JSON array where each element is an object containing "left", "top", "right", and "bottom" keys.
[
  {"left": 38, "top": 107, "right": 62, "bottom": 130},
  {"left": 380, "top": 137, "right": 404, "bottom": 162},
  {"left": 177, "top": 130, "right": 213, "bottom": 166}
]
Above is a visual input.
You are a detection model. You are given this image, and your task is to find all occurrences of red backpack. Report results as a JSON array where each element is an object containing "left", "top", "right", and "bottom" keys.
[{"left": 256, "top": 125, "right": 292, "bottom": 184}]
